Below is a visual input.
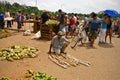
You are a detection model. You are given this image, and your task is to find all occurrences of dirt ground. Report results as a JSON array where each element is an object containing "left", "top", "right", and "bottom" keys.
[{"left": 0, "top": 22, "right": 120, "bottom": 80}]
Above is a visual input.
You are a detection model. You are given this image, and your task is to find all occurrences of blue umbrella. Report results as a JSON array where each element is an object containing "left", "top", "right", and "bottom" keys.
[
  {"left": 119, "top": 14, "right": 120, "bottom": 17},
  {"left": 104, "top": 9, "right": 119, "bottom": 17}
]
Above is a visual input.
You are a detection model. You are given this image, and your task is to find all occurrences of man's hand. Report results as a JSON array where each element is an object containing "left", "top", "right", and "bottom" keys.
[
  {"left": 48, "top": 50, "right": 51, "bottom": 54},
  {"left": 48, "top": 44, "right": 52, "bottom": 54}
]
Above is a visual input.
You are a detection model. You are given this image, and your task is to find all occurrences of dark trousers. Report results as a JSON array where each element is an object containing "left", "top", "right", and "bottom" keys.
[
  {"left": 7, "top": 21, "right": 11, "bottom": 27},
  {"left": 17, "top": 21, "right": 21, "bottom": 29},
  {"left": 0, "top": 21, "right": 4, "bottom": 29}
]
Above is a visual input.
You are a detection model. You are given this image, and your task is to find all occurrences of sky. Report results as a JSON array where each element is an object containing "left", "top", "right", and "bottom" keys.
[{"left": 2, "top": 0, "right": 120, "bottom": 14}]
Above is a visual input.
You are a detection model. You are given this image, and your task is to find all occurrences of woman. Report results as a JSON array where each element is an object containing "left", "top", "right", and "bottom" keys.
[
  {"left": 105, "top": 16, "right": 112, "bottom": 44},
  {"left": 69, "top": 15, "right": 75, "bottom": 37},
  {"left": 99, "top": 15, "right": 107, "bottom": 44}
]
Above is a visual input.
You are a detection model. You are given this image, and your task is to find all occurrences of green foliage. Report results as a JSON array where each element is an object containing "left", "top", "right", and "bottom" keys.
[
  {"left": 0, "top": 1, "right": 41, "bottom": 15},
  {"left": 0, "top": 1, "right": 84, "bottom": 17}
]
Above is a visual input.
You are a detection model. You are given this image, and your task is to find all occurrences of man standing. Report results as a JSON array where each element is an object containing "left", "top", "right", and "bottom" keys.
[
  {"left": 117, "top": 17, "right": 120, "bottom": 38},
  {"left": 16, "top": 9, "right": 22, "bottom": 32},
  {"left": 5, "top": 10, "right": 11, "bottom": 28},
  {"left": 41, "top": 10, "right": 49, "bottom": 24},
  {"left": 88, "top": 13, "right": 101, "bottom": 47},
  {"left": 0, "top": 12, "right": 4, "bottom": 29},
  {"left": 48, "top": 31, "right": 70, "bottom": 54},
  {"left": 57, "top": 9, "right": 66, "bottom": 34}
]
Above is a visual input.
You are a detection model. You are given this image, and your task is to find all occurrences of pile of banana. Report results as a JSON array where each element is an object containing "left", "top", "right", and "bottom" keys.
[
  {"left": 25, "top": 70, "right": 57, "bottom": 80},
  {"left": 0, "top": 29, "right": 12, "bottom": 39},
  {"left": 0, "top": 45, "right": 39, "bottom": 61}
]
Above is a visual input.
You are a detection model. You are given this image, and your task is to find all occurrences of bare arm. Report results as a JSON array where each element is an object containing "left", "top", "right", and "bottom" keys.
[
  {"left": 48, "top": 44, "right": 53, "bottom": 54},
  {"left": 98, "top": 24, "right": 101, "bottom": 33}
]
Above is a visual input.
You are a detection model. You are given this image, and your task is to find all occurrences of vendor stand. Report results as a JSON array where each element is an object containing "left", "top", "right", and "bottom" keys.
[
  {"left": 23, "top": 19, "right": 41, "bottom": 33},
  {"left": 40, "top": 20, "right": 59, "bottom": 40}
]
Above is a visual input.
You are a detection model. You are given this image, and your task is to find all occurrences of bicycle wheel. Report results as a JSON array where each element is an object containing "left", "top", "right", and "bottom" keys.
[{"left": 70, "top": 35, "right": 79, "bottom": 48}]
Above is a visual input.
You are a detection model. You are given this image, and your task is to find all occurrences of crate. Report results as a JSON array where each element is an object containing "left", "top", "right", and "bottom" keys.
[{"left": 40, "top": 24, "right": 53, "bottom": 40}]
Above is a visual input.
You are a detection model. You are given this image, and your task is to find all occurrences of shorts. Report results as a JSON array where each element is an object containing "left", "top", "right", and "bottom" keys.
[
  {"left": 68, "top": 25, "right": 72, "bottom": 32},
  {"left": 88, "top": 30, "right": 98, "bottom": 39},
  {"left": 71, "top": 24, "right": 75, "bottom": 31},
  {"left": 106, "top": 28, "right": 112, "bottom": 33},
  {"left": 53, "top": 48, "right": 61, "bottom": 54}
]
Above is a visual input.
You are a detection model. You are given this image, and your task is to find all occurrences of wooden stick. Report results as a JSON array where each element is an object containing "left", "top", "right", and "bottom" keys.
[{"left": 48, "top": 54, "right": 68, "bottom": 69}]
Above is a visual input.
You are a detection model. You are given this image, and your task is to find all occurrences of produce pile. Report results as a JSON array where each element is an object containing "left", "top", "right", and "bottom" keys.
[
  {"left": 0, "top": 29, "right": 12, "bottom": 39},
  {"left": 0, "top": 70, "right": 57, "bottom": 80},
  {"left": 0, "top": 77, "right": 10, "bottom": 80},
  {"left": 26, "top": 19, "right": 34, "bottom": 21},
  {"left": 0, "top": 45, "right": 39, "bottom": 61},
  {"left": 45, "top": 20, "right": 59, "bottom": 25},
  {"left": 25, "top": 70, "right": 57, "bottom": 80}
]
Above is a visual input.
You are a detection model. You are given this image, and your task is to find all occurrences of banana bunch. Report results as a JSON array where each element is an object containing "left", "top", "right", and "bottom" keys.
[
  {"left": 0, "top": 45, "right": 39, "bottom": 61},
  {"left": 45, "top": 20, "right": 59, "bottom": 25},
  {"left": 25, "top": 70, "right": 57, "bottom": 80},
  {"left": 0, "top": 77, "right": 10, "bottom": 80}
]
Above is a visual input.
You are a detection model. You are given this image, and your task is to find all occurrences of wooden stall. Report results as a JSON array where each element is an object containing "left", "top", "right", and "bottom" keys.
[
  {"left": 24, "top": 20, "right": 41, "bottom": 33},
  {"left": 33, "top": 21, "right": 41, "bottom": 33},
  {"left": 40, "top": 24, "right": 59, "bottom": 40}
]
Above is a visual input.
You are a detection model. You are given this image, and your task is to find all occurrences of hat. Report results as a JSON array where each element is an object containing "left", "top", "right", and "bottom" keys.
[
  {"left": 43, "top": 9, "right": 48, "bottom": 12},
  {"left": 31, "top": 13, "right": 35, "bottom": 15},
  {"left": 18, "top": 9, "right": 21, "bottom": 11},
  {"left": 57, "top": 31, "right": 63, "bottom": 36}
]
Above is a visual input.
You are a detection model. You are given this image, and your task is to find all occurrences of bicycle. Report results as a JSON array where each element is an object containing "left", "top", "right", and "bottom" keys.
[{"left": 70, "top": 22, "right": 87, "bottom": 48}]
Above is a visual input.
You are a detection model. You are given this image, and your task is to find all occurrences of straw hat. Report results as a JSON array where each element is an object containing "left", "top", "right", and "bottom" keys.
[
  {"left": 43, "top": 9, "right": 48, "bottom": 12},
  {"left": 31, "top": 13, "right": 35, "bottom": 15}
]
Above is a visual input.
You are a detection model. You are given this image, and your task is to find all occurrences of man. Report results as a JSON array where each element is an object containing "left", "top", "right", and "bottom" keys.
[
  {"left": 16, "top": 9, "right": 22, "bottom": 32},
  {"left": 5, "top": 10, "right": 11, "bottom": 28},
  {"left": 48, "top": 31, "right": 70, "bottom": 54},
  {"left": 87, "top": 13, "right": 101, "bottom": 46},
  {"left": 41, "top": 10, "right": 49, "bottom": 24},
  {"left": 0, "top": 12, "right": 4, "bottom": 29},
  {"left": 57, "top": 9, "right": 66, "bottom": 34},
  {"left": 117, "top": 17, "right": 120, "bottom": 38}
]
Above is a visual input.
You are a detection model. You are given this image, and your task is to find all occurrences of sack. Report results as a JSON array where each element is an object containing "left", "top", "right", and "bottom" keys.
[
  {"left": 23, "top": 30, "right": 31, "bottom": 36},
  {"left": 31, "top": 31, "right": 41, "bottom": 39}
]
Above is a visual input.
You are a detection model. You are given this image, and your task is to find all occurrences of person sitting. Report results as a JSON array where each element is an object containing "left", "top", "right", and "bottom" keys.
[{"left": 48, "top": 31, "right": 70, "bottom": 54}]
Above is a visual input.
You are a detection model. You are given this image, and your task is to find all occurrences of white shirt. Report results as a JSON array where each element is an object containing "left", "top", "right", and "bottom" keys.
[{"left": 5, "top": 12, "right": 10, "bottom": 18}]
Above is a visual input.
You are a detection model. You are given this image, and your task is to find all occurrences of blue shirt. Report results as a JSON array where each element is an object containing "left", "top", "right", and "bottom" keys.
[
  {"left": 57, "top": 14, "right": 65, "bottom": 24},
  {"left": 16, "top": 13, "right": 21, "bottom": 22},
  {"left": 41, "top": 13, "right": 49, "bottom": 24},
  {"left": 89, "top": 19, "right": 101, "bottom": 31},
  {"left": 101, "top": 21, "right": 107, "bottom": 29},
  {"left": 0, "top": 13, "right": 4, "bottom": 22}
]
